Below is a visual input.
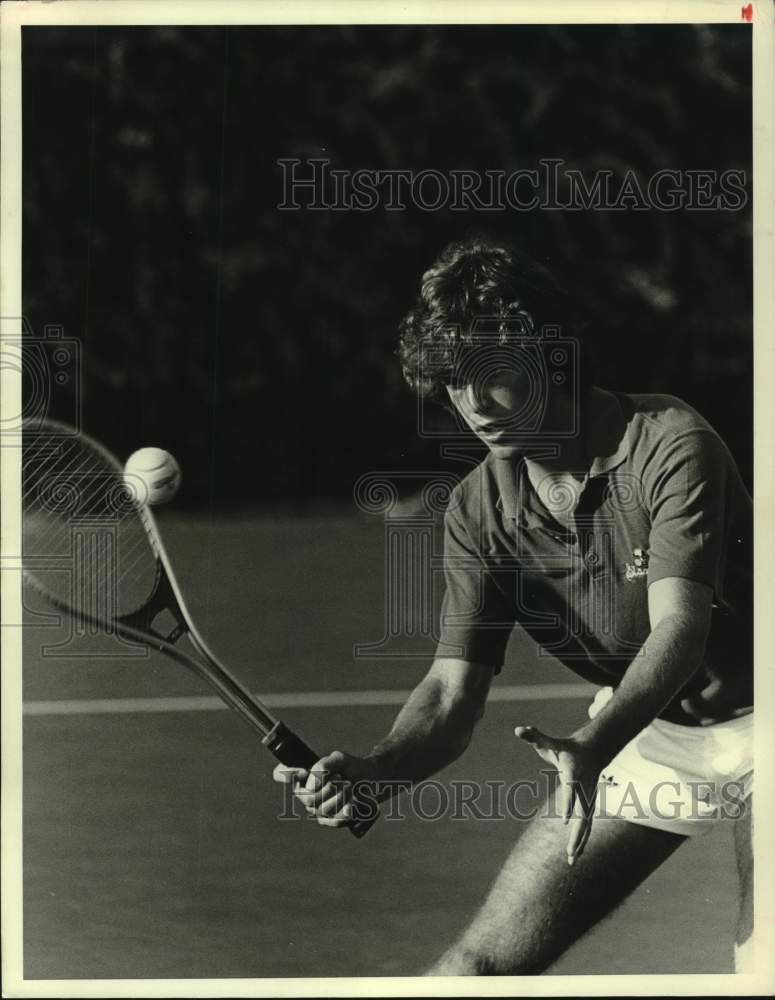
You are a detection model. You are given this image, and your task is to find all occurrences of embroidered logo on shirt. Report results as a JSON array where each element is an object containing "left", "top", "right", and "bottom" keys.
[{"left": 624, "top": 547, "right": 649, "bottom": 581}]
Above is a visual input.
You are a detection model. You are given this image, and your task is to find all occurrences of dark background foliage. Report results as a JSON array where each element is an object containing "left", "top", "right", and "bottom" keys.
[{"left": 22, "top": 24, "right": 752, "bottom": 504}]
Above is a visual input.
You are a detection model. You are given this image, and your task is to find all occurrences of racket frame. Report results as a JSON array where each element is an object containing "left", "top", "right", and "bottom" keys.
[{"left": 21, "top": 421, "right": 378, "bottom": 837}]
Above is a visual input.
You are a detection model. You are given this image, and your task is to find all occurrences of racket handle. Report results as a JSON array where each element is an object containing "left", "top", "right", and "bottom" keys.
[
  {"left": 262, "top": 720, "right": 319, "bottom": 770},
  {"left": 262, "top": 721, "right": 379, "bottom": 839}
]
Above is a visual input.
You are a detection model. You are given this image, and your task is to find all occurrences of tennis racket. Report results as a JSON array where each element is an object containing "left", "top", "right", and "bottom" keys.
[{"left": 21, "top": 419, "right": 378, "bottom": 838}]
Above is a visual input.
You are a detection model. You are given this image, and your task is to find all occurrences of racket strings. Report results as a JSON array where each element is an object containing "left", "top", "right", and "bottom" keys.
[{"left": 22, "top": 424, "right": 160, "bottom": 622}]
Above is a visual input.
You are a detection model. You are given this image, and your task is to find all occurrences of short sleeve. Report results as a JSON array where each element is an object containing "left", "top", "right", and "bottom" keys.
[
  {"left": 646, "top": 429, "right": 730, "bottom": 597},
  {"left": 435, "top": 501, "right": 517, "bottom": 669}
]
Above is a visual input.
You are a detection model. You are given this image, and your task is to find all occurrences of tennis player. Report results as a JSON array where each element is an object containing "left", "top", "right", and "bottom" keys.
[{"left": 274, "top": 239, "right": 753, "bottom": 974}]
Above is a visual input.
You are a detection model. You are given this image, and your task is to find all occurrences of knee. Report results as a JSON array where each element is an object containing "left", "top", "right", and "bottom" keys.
[
  {"left": 463, "top": 948, "right": 505, "bottom": 976},
  {"left": 427, "top": 944, "right": 514, "bottom": 977},
  {"left": 473, "top": 952, "right": 513, "bottom": 976}
]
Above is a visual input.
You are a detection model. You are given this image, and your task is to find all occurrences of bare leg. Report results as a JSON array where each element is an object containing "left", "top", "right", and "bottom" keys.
[
  {"left": 427, "top": 788, "right": 685, "bottom": 975},
  {"left": 733, "top": 794, "right": 753, "bottom": 973}
]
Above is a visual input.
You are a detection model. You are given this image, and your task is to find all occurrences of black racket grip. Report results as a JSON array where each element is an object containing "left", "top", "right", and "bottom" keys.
[{"left": 262, "top": 721, "right": 379, "bottom": 839}]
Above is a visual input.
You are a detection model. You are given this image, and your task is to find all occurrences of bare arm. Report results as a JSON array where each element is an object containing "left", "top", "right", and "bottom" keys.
[
  {"left": 572, "top": 576, "right": 712, "bottom": 763},
  {"left": 366, "top": 657, "right": 495, "bottom": 785},
  {"left": 272, "top": 657, "right": 495, "bottom": 827}
]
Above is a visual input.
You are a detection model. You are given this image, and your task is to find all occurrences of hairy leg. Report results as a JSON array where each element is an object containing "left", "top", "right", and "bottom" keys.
[
  {"left": 427, "top": 788, "right": 686, "bottom": 976},
  {"left": 733, "top": 794, "right": 753, "bottom": 973}
]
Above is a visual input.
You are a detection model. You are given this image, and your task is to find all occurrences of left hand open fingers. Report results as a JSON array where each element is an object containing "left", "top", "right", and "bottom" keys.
[
  {"left": 566, "top": 814, "right": 588, "bottom": 864},
  {"left": 560, "top": 776, "right": 577, "bottom": 825},
  {"left": 515, "top": 726, "right": 562, "bottom": 768},
  {"left": 557, "top": 775, "right": 575, "bottom": 826},
  {"left": 566, "top": 802, "right": 595, "bottom": 864},
  {"left": 574, "top": 816, "right": 594, "bottom": 861}
]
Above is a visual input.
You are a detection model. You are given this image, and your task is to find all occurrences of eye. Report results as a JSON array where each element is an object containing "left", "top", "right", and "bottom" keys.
[{"left": 487, "top": 364, "right": 524, "bottom": 384}]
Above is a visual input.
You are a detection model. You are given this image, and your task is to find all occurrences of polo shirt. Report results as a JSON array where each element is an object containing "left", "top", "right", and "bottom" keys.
[{"left": 436, "top": 389, "right": 753, "bottom": 725}]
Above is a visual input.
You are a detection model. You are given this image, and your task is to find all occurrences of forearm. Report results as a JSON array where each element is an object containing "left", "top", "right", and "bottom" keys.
[
  {"left": 365, "top": 672, "right": 481, "bottom": 787},
  {"left": 574, "top": 615, "right": 707, "bottom": 765}
]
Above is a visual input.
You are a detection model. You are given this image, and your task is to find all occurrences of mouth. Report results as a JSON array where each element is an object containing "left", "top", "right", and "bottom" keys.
[{"left": 473, "top": 420, "right": 513, "bottom": 437}]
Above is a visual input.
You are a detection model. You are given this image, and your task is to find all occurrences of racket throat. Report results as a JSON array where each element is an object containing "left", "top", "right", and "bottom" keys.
[
  {"left": 164, "top": 621, "right": 188, "bottom": 643},
  {"left": 119, "top": 607, "right": 189, "bottom": 648}
]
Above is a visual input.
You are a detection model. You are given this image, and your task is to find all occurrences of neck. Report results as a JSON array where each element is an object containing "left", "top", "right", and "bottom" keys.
[{"left": 522, "top": 391, "right": 590, "bottom": 478}]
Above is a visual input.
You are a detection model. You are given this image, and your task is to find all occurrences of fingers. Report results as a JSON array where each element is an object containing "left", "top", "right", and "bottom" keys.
[
  {"left": 575, "top": 816, "right": 593, "bottom": 861},
  {"left": 564, "top": 781, "right": 597, "bottom": 864},
  {"left": 315, "top": 796, "right": 353, "bottom": 827},
  {"left": 514, "top": 727, "right": 601, "bottom": 867},
  {"left": 514, "top": 726, "right": 561, "bottom": 767},
  {"left": 317, "top": 787, "right": 350, "bottom": 817},
  {"left": 566, "top": 813, "right": 593, "bottom": 866},
  {"left": 299, "top": 778, "right": 347, "bottom": 808},
  {"left": 272, "top": 763, "right": 309, "bottom": 785},
  {"left": 275, "top": 752, "right": 355, "bottom": 829},
  {"left": 300, "top": 781, "right": 353, "bottom": 828},
  {"left": 514, "top": 725, "right": 544, "bottom": 746},
  {"left": 560, "top": 780, "right": 576, "bottom": 826},
  {"left": 299, "top": 752, "right": 342, "bottom": 789}
]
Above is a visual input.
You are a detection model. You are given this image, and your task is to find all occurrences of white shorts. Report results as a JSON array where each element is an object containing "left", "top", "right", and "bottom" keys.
[{"left": 588, "top": 687, "right": 753, "bottom": 837}]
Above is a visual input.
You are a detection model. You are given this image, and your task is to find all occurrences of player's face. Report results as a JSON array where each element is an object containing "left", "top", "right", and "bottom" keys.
[{"left": 445, "top": 353, "right": 540, "bottom": 457}]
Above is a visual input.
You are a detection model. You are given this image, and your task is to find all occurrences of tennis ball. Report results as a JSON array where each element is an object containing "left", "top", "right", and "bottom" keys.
[{"left": 123, "top": 447, "right": 181, "bottom": 507}]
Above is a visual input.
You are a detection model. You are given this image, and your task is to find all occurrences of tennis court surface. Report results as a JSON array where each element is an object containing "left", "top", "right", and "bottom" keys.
[{"left": 21, "top": 511, "right": 740, "bottom": 978}]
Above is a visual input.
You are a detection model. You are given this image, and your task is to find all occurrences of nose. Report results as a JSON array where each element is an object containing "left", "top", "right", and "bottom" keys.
[
  {"left": 464, "top": 380, "right": 493, "bottom": 415},
  {"left": 463, "top": 383, "right": 481, "bottom": 413}
]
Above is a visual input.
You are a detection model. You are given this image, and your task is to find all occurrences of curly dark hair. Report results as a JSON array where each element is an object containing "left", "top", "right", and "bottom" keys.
[{"left": 397, "top": 238, "right": 586, "bottom": 403}]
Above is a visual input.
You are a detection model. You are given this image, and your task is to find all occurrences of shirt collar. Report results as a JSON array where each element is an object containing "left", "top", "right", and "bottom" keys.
[
  {"left": 586, "top": 388, "right": 630, "bottom": 476},
  {"left": 495, "top": 388, "right": 630, "bottom": 522}
]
